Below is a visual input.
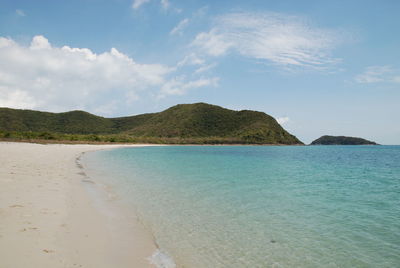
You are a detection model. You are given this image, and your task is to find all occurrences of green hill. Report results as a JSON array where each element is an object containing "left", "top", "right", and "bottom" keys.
[
  {"left": 310, "top": 135, "right": 378, "bottom": 145},
  {"left": 0, "top": 108, "right": 113, "bottom": 134},
  {"left": 0, "top": 103, "right": 303, "bottom": 145}
]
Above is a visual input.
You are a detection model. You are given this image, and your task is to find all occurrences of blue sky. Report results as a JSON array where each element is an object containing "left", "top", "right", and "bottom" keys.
[{"left": 0, "top": 0, "right": 399, "bottom": 144}]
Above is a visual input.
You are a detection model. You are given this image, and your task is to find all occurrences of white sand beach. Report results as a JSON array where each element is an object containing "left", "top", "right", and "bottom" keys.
[{"left": 0, "top": 142, "right": 157, "bottom": 268}]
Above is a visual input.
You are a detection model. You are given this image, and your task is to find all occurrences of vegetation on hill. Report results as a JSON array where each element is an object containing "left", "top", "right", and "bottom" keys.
[
  {"left": 0, "top": 103, "right": 303, "bottom": 145},
  {"left": 310, "top": 135, "right": 378, "bottom": 145}
]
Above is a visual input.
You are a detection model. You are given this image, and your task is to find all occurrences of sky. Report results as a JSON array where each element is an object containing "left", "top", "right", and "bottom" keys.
[{"left": 0, "top": 0, "right": 399, "bottom": 144}]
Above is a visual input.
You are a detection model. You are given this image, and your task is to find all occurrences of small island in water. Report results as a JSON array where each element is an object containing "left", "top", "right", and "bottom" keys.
[{"left": 310, "top": 135, "right": 378, "bottom": 145}]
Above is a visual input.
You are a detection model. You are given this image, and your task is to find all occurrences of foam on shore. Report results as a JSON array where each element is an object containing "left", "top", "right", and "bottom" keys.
[{"left": 148, "top": 249, "right": 177, "bottom": 268}]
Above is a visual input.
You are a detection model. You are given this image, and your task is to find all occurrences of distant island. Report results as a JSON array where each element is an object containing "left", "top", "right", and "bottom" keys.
[
  {"left": 310, "top": 135, "right": 378, "bottom": 145},
  {"left": 0, "top": 103, "right": 303, "bottom": 145}
]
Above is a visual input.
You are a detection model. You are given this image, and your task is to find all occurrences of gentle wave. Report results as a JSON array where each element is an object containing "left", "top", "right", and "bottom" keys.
[{"left": 85, "top": 145, "right": 400, "bottom": 267}]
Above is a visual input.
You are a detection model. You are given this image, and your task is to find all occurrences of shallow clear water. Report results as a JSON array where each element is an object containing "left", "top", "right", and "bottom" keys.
[{"left": 84, "top": 146, "right": 400, "bottom": 267}]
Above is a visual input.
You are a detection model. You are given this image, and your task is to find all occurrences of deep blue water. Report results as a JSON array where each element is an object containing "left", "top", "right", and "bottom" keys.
[{"left": 84, "top": 145, "right": 400, "bottom": 267}]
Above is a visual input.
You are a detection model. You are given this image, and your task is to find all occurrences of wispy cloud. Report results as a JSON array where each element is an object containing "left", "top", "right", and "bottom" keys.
[
  {"left": 276, "top": 117, "right": 290, "bottom": 125},
  {"left": 15, "top": 9, "right": 25, "bottom": 17},
  {"left": 159, "top": 76, "right": 219, "bottom": 97},
  {"left": 170, "top": 18, "right": 189, "bottom": 35},
  {"left": 132, "top": 0, "right": 179, "bottom": 11},
  {"left": 195, "top": 63, "right": 217, "bottom": 74},
  {"left": 355, "top": 66, "right": 400, "bottom": 84},
  {"left": 176, "top": 52, "right": 216, "bottom": 76},
  {"left": 132, "top": 0, "right": 151, "bottom": 9},
  {"left": 192, "top": 12, "right": 342, "bottom": 69},
  {"left": 177, "top": 53, "right": 204, "bottom": 67},
  {"left": 160, "top": 0, "right": 170, "bottom": 10},
  {"left": 393, "top": 76, "right": 400, "bottom": 83}
]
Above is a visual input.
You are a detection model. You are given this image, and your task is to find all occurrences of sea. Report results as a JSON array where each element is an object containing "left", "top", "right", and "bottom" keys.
[{"left": 82, "top": 145, "right": 400, "bottom": 268}]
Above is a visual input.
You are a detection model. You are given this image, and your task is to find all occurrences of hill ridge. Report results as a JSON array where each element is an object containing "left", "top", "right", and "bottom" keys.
[{"left": 0, "top": 103, "right": 303, "bottom": 145}]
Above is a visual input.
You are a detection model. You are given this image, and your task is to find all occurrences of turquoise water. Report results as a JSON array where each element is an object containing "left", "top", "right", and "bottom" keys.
[{"left": 84, "top": 146, "right": 400, "bottom": 267}]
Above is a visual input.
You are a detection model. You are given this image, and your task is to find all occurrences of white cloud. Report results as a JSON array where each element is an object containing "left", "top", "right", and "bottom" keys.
[
  {"left": 170, "top": 18, "right": 189, "bottom": 36},
  {"left": 0, "top": 35, "right": 218, "bottom": 114},
  {"left": 132, "top": 0, "right": 151, "bottom": 9},
  {"left": 93, "top": 100, "right": 119, "bottom": 116},
  {"left": 0, "top": 35, "right": 171, "bottom": 113},
  {"left": 0, "top": 87, "right": 36, "bottom": 109},
  {"left": 159, "top": 76, "right": 219, "bottom": 97},
  {"left": 355, "top": 66, "right": 400, "bottom": 84},
  {"left": 276, "top": 117, "right": 290, "bottom": 125},
  {"left": 30, "top": 35, "right": 51, "bottom": 50},
  {"left": 192, "top": 12, "right": 341, "bottom": 68},
  {"left": 160, "top": 0, "right": 170, "bottom": 10},
  {"left": 16, "top": 9, "right": 25, "bottom": 17}
]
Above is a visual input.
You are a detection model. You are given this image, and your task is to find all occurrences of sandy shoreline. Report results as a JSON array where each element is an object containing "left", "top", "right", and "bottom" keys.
[{"left": 0, "top": 142, "right": 158, "bottom": 268}]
